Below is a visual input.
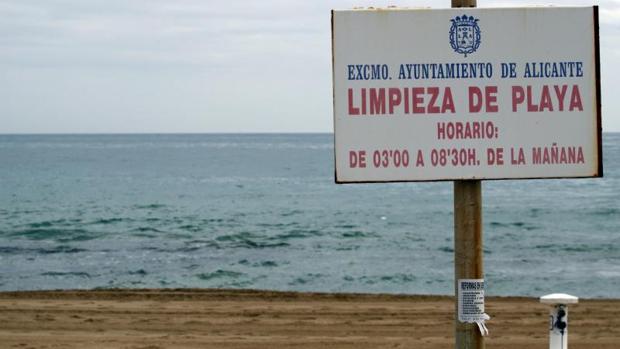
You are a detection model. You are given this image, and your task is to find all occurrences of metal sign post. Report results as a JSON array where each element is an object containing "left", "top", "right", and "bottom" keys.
[
  {"left": 451, "top": 1, "right": 484, "bottom": 348},
  {"left": 450, "top": 2, "right": 486, "bottom": 348},
  {"left": 454, "top": 180, "right": 484, "bottom": 348}
]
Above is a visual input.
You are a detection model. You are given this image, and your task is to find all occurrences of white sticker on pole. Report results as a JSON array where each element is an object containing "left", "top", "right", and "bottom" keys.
[{"left": 458, "top": 279, "right": 490, "bottom": 335}]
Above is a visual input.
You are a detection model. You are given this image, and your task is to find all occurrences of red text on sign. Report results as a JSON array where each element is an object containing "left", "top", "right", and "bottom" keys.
[
  {"left": 512, "top": 84, "right": 583, "bottom": 112},
  {"left": 348, "top": 87, "right": 455, "bottom": 115}
]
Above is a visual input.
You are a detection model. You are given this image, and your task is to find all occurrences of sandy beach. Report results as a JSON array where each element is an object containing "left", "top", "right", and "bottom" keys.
[{"left": 0, "top": 289, "right": 618, "bottom": 349}]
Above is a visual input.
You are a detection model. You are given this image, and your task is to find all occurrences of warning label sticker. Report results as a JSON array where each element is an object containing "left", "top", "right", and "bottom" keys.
[{"left": 458, "top": 279, "right": 486, "bottom": 323}]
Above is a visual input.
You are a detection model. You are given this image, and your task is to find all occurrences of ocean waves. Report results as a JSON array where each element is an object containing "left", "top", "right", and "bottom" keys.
[{"left": 0, "top": 133, "right": 619, "bottom": 297}]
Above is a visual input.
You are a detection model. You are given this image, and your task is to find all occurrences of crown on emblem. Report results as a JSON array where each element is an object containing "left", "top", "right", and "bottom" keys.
[{"left": 451, "top": 15, "right": 478, "bottom": 25}]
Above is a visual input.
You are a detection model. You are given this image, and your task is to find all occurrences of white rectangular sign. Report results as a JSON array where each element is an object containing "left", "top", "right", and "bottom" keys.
[
  {"left": 332, "top": 7, "right": 602, "bottom": 182},
  {"left": 458, "top": 279, "right": 486, "bottom": 323}
]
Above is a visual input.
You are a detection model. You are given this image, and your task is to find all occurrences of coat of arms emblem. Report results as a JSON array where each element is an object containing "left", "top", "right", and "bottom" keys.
[{"left": 449, "top": 15, "right": 481, "bottom": 57}]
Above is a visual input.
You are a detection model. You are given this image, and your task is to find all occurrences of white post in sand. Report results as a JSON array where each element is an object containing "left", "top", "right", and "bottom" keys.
[{"left": 540, "top": 293, "right": 579, "bottom": 349}]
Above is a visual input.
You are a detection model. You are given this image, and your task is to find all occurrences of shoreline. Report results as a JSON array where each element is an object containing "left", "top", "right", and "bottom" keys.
[
  {"left": 2, "top": 287, "right": 618, "bottom": 300},
  {"left": 0, "top": 287, "right": 525, "bottom": 299},
  {"left": 1, "top": 288, "right": 618, "bottom": 348}
]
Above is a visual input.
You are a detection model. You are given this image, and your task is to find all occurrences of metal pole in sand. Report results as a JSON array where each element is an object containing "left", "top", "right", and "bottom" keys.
[
  {"left": 450, "top": 1, "right": 484, "bottom": 347},
  {"left": 454, "top": 180, "right": 484, "bottom": 349},
  {"left": 540, "top": 294, "right": 579, "bottom": 349}
]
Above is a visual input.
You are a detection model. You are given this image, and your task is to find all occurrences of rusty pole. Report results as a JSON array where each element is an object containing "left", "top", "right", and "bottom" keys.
[
  {"left": 454, "top": 180, "right": 484, "bottom": 349},
  {"left": 451, "top": 1, "right": 484, "bottom": 349},
  {"left": 451, "top": 0, "right": 476, "bottom": 8}
]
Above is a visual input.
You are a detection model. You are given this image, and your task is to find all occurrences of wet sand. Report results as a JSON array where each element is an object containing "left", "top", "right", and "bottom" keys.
[{"left": 0, "top": 289, "right": 617, "bottom": 349}]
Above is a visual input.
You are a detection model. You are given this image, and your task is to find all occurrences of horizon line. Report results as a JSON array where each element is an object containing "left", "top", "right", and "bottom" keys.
[
  {"left": 1, "top": 131, "right": 619, "bottom": 136},
  {"left": 0, "top": 131, "right": 335, "bottom": 136}
]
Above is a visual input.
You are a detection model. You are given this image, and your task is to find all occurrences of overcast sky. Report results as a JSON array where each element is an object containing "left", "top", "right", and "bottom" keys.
[{"left": 1, "top": 0, "right": 618, "bottom": 133}]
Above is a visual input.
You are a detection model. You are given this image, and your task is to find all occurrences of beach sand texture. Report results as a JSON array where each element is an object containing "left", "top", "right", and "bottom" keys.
[{"left": 0, "top": 289, "right": 617, "bottom": 349}]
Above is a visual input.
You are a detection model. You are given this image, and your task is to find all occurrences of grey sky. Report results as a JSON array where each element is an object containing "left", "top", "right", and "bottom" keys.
[{"left": 1, "top": 0, "right": 618, "bottom": 133}]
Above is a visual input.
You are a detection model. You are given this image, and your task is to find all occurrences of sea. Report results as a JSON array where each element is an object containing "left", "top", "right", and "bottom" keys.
[{"left": 0, "top": 133, "right": 618, "bottom": 298}]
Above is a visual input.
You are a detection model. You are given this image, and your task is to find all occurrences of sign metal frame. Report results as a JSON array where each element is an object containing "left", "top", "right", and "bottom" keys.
[{"left": 331, "top": 6, "right": 602, "bottom": 184}]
